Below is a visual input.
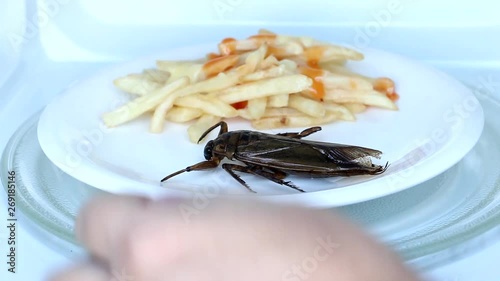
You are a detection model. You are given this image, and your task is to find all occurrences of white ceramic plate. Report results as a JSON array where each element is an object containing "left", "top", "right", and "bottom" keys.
[{"left": 37, "top": 43, "right": 484, "bottom": 207}]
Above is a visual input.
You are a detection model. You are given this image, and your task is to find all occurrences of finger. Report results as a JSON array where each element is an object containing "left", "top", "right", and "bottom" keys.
[
  {"left": 75, "top": 194, "right": 189, "bottom": 279},
  {"left": 47, "top": 262, "right": 110, "bottom": 281},
  {"left": 75, "top": 194, "right": 151, "bottom": 261}
]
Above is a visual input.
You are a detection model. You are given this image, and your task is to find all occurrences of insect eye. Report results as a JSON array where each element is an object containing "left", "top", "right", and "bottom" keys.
[{"left": 204, "top": 140, "right": 214, "bottom": 160}]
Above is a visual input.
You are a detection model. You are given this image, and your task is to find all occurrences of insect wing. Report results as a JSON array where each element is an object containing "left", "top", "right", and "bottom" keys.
[{"left": 235, "top": 135, "right": 383, "bottom": 173}]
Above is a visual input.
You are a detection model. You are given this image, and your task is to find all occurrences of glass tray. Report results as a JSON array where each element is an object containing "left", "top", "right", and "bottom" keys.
[{"left": 2, "top": 93, "right": 499, "bottom": 271}]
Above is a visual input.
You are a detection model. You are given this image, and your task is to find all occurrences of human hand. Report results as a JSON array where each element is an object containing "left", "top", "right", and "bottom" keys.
[{"left": 49, "top": 194, "right": 421, "bottom": 281}]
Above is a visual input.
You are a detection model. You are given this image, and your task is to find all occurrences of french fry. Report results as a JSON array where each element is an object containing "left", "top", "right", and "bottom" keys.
[
  {"left": 218, "top": 34, "right": 279, "bottom": 56},
  {"left": 317, "top": 60, "right": 347, "bottom": 69},
  {"left": 238, "top": 106, "right": 300, "bottom": 121},
  {"left": 297, "top": 36, "right": 325, "bottom": 48},
  {"left": 150, "top": 66, "right": 250, "bottom": 133},
  {"left": 218, "top": 39, "right": 259, "bottom": 55},
  {"left": 373, "top": 77, "right": 399, "bottom": 101},
  {"left": 241, "top": 65, "right": 289, "bottom": 82},
  {"left": 319, "top": 63, "right": 374, "bottom": 81},
  {"left": 165, "top": 106, "right": 203, "bottom": 123},
  {"left": 259, "top": 55, "right": 279, "bottom": 69},
  {"left": 113, "top": 74, "right": 162, "bottom": 96},
  {"left": 188, "top": 114, "right": 221, "bottom": 143},
  {"left": 261, "top": 107, "right": 303, "bottom": 117},
  {"left": 186, "top": 64, "right": 251, "bottom": 93},
  {"left": 323, "top": 89, "right": 398, "bottom": 110},
  {"left": 321, "top": 74, "right": 374, "bottom": 91},
  {"left": 247, "top": 34, "right": 277, "bottom": 45},
  {"left": 156, "top": 61, "right": 204, "bottom": 82},
  {"left": 343, "top": 103, "right": 367, "bottom": 114},
  {"left": 105, "top": 29, "right": 400, "bottom": 140},
  {"left": 202, "top": 55, "right": 239, "bottom": 78},
  {"left": 323, "top": 103, "right": 355, "bottom": 121},
  {"left": 218, "top": 74, "right": 312, "bottom": 104},
  {"left": 252, "top": 112, "right": 340, "bottom": 130},
  {"left": 288, "top": 94, "right": 325, "bottom": 117},
  {"left": 278, "top": 59, "right": 298, "bottom": 71},
  {"left": 245, "top": 44, "right": 268, "bottom": 72},
  {"left": 142, "top": 68, "right": 171, "bottom": 83},
  {"left": 102, "top": 76, "right": 189, "bottom": 127},
  {"left": 174, "top": 94, "right": 238, "bottom": 118},
  {"left": 247, "top": 97, "right": 267, "bottom": 119},
  {"left": 267, "top": 93, "right": 289, "bottom": 107},
  {"left": 237, "top": 109, "right": 252, "bottom": 120},
  {"left": 303, "top": 45, "right": 364, "bottom": 63},
  {"left": 237, "top": 104, "right": 300, "bottom": 120},
  {"left": 268, "top": 42, "right": 303, "bottom": 59},
  {"left": 274, "top": 35, "right": 301, "bottom": 45}
]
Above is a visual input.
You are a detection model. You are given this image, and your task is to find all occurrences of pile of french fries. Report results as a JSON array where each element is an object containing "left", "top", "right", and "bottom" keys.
[{"left": 102, "top": 29, "right": 399, "bottom": 143}]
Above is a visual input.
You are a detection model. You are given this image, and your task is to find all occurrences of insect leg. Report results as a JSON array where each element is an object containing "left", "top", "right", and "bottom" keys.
[
  {"left": 276, "top": 126, "right": 322, "bottom": 139},
  {"left": 223, "top": 164, "right": 305, "bottom": 193},
  {"left": 161, "top": 160, "right": 219, "bottom": 182},
  {"left": 197, "top": 121, "right": 228, "bottom": 143},
  {"left": 221, "top": 164, "right": 256, "bottom": 193},
  {"left": 266, "top": 167, "right": 287, "bottom": 180},
  {"left": 248, "top": 166, "right": 305, "bottom": 193}
]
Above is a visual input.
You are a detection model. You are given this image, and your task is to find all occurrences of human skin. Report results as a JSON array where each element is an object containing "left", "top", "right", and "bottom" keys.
[{"left": 49, "top": 194, "right": 422, "bottom": 281}]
